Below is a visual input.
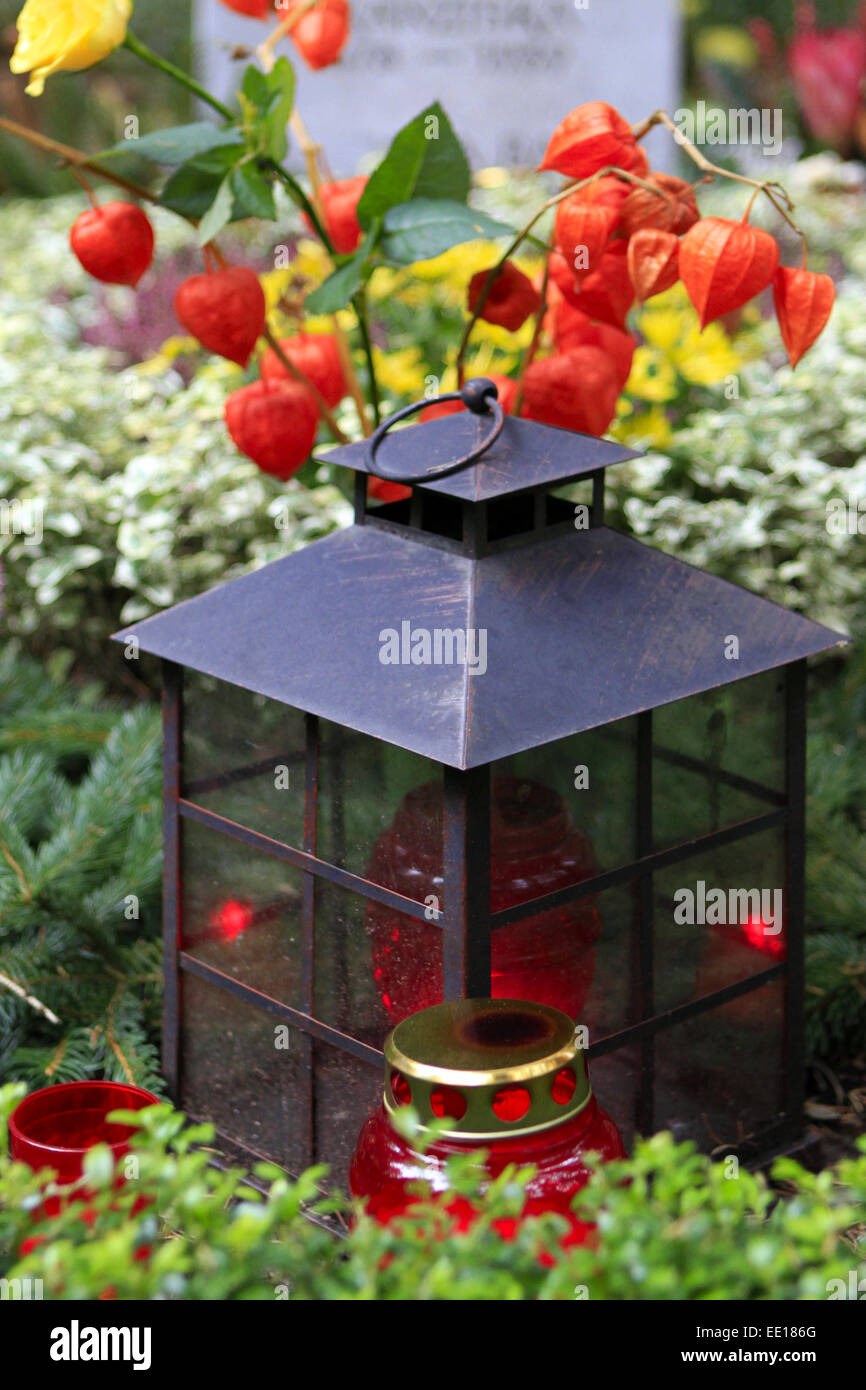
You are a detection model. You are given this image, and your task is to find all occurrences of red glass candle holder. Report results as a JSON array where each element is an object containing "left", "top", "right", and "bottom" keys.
[
  {"left": 365, "top": 777, "right": 601, "bottom": 1022},
  {"left": 9, "top": 1080, "right": 159, "bottom": 1185},
  {"left": 350, "top": 998, "right": 623, "bottom": 1247}
]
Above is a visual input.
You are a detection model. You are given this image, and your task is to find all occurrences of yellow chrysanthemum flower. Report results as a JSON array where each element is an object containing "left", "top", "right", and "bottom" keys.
[
  {"left": 372, "top": 346, "right": 429, "bottom": 400},
  {"left": 260, "top": 268, "right": 294, "bottom": 314},
  {"left": 625, "top": 346, "right": 678, "bottom": 403},
  {"left": 305, "top": 311, "right": 354, "bottom": 336},
  {"left": 413, "top": 240, "right": 540, "bottom": 293},
  {"left": 611, "top": 404, "right": 674, "bottom": 451},
  {"left": 292, "top": 237, "right": 331, "bottom": 287},
  {"left": 673, "top": 323, "right": 743, "bottom": 387},
  {"left": 138, "top": 334, "right": 198, "bottom": 374},
  {"left": 11, "top": 0, "right": 132, "bottom": 96},
  {"left": 635, "top": 283, "right": 745, "bottom": 387}
]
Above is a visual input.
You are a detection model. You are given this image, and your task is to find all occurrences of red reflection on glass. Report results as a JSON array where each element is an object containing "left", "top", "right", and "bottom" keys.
[
  {"left": 743, "top": 916, "right": 785, "bottom": 957},
  {"left": 212, "top": 898, "right": 254, "bottom": 941},
  {"left": 390, "top": 1072, "right": 412, "bottom": 1106},
  {"left": 365, "top": 778, "right": 601, "bottom": 1022}
]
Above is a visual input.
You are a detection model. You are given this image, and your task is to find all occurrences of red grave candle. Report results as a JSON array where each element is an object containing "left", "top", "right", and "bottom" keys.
[
  {"left": 9, "top": 1081, "right": 158, "bottom": 1185},
  {"left": 365, "top": 777, "right": 601, "bottom": 1022},
  {"left": 350, "top": 998, "right": 623, "bottom": 1247}
]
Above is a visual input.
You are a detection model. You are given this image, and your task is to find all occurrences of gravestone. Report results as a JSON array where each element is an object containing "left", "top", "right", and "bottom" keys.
[{"left": 193, "top": 1, "right": 680, "bottom": 173}]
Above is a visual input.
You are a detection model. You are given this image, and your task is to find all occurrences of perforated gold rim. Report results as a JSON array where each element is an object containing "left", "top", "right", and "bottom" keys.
[{"left": 383, "top": 998, "right": 591, "bottom": 1140}]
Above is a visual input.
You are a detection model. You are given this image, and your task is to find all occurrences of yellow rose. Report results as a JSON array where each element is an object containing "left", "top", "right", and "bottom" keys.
[{"left": 11, "top": 0, "right": 132, "bottom": 96}]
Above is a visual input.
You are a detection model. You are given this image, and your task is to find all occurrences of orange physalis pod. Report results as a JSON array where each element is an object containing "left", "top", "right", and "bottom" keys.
[
  {"left": 554, "top": 199, "right": 618, "bottom": 282},
  {"left": 627, "top": 228, "right": 680, "bottom": 302},
  {"left": 679, "top": 217, "right": 779, "bottom": 329},
  {"left": 539, "top": 102, "right": 638, "bottom": 180},
  {"left": 772, "top": 265, "right": 835, "bottom": 367}
]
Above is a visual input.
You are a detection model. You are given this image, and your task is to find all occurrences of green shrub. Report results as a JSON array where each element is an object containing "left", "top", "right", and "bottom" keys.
[{"left": 1, "top": 1088, "right": 863, "bottom": 1301}]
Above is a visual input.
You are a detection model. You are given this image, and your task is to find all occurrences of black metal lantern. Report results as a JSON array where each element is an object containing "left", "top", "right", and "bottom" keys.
[{"left": 114, "top": 381, "right": 845, "bottom": 1185}]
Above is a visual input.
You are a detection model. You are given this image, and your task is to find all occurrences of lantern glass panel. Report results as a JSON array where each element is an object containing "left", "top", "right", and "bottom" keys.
[
  {"left": 314, "top": 1042, "right": 383, "bottom": 1191},
  {"left": 653, "top": 980, "right": 786, "bottom": 1148},
  {"left": 653, "top": 671, "right": 785, "bottom": 850},
  {"left": 486, "top": 881, "right": 639, "bottom": 1034},
  {"left": 490, "top": 715, "right": 638, "bottom": 891},
  {"left": 588, "top": 1044, "right": 643, "bottom": 1150},
  {"left": 653, "top": 827, "right": 787, "bottom": 1016},
  {"left": 180, "top": 973, "right": 306, "bottom": 1170},
  {"left": 313, "top": 882, "right": 403, "bottom": 1045},
  {"left": 316, "top": 719, "right": 443, "bottom": 894},
  {"left": 180, "top": 818, "right": 303, "bottom": 1006},
  {"left": 580, "top": 884, "right": 647, "bottom": 1037},
  {"left": 182, "top": 672, "right": 306, "bottom": 847}
]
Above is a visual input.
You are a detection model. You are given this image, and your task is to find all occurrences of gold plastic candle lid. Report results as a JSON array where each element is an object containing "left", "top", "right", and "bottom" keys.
[{"left": 384, "top": 998, "right": 591, "bottom": 1141}]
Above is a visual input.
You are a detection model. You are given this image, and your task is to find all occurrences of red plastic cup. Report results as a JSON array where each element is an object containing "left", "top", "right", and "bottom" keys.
[{"left": 9, "top": 1081, "right": 159, "bottom": 1183}]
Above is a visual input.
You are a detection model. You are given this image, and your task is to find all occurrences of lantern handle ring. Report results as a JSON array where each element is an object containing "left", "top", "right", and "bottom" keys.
[{"left": 366, "top": 377, "right": 505, "bottom": 484}]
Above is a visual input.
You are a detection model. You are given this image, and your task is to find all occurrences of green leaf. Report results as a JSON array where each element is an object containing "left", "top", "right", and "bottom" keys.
[
  {"left": 358, "top": 102, "right": 470, "bottom": 230},
  {"left": 196, "top": 177, "right": 235, "bottom": 247},
  {"left": 82, "top": 1143, "right": 115, "bottom": 1187},
  {"left": 230, "top": 163, "right": 277, "bottom": 221},
  {"left": 161, "top": 149, "right": 268, "bottom": 226},
  {"left": 240, "top": 57, "right": 295, "bottom": 162},
  {"left": 240, "top": 65, "right": 271, "bottom": 110},
  {"left": 184, "top": 143, "right": 248, "bottom": 177},
  {"left": 261, "top": 57, "right": 295, "bottom": 163},
  {"left": 304, "top": 235, "right": 374, "bottom": 314},
  {"left": 102, "top": 122, "right": 242, "bottom": 166},
  {"left": 379, "top": 199, "right": 514, "bottom": 266},
  {"left": 159, "top": 163, "right": 225, "bottom": 220}
]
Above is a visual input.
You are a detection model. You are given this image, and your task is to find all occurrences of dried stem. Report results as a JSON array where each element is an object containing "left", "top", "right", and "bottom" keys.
[
  {"left": 289, "top": 106, "right": 374, "bottom": 436},
  {"left": 636, "top": 109, "right": 805, "bottom": 240},
  {"left": 290, "top": 109, "right": 326, "bottom": 215},
  {"left": 0, "top": 115, "right": 158, "bottom": 204},
  {"left": 257, "top": 0, "right": 318, "bottom": 67},
  {"left": 66, "top": 163, "right": 100, "bottom": 208},
  {"left": 513, "top": 252, "right": 551, "bottom": 414}
]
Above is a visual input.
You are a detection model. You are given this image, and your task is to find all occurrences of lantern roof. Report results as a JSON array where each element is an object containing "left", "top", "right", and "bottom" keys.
[
  {"left": 316, "top": 411, "right": 641, "bottom": 501},
  {"left": 114, "top": 521, "right": 845, "bottom": 770}
]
